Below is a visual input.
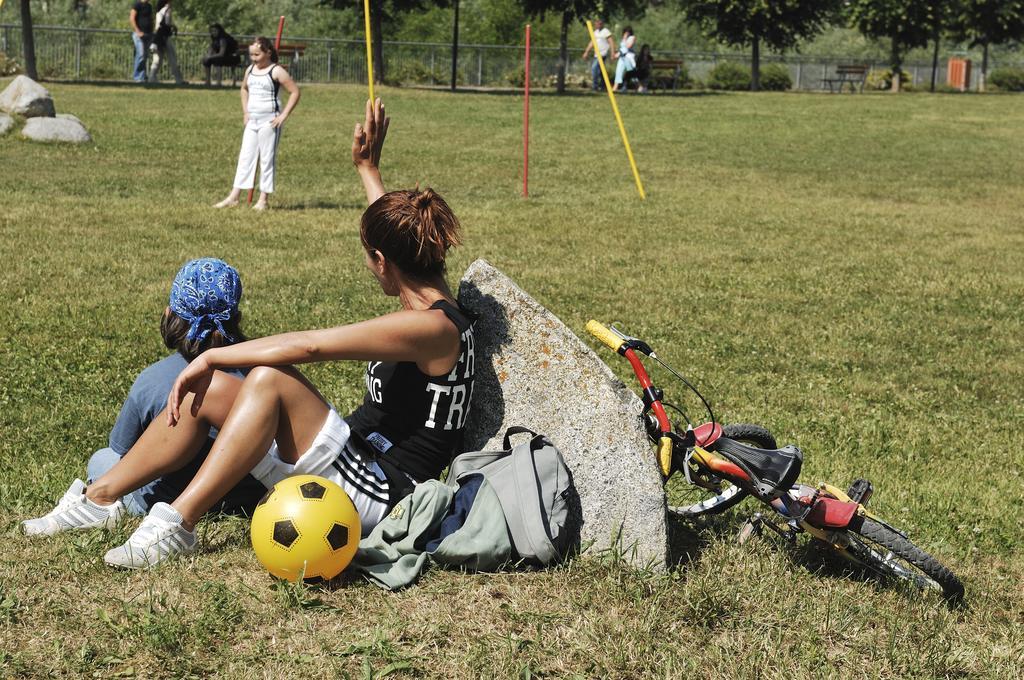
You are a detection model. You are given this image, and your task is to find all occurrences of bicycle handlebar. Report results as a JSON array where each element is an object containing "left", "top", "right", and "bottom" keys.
[
  {"left": 588, "top": 318, "right": 675, "bottom": 477},
  {"left": 586, "top": 320, "right": 626, "bottom": 352}
]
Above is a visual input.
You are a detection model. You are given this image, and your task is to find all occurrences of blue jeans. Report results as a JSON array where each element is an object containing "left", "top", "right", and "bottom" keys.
[
  {"left": 131, "top": 33, "right": 148, "bottom": 82},
  {"left": 87, "top": 448, "right": 151, "bottom": 514},
  {"left": 591, "top": 57, "right": 606, "bottom": 91},
  {"left": 87, "top": 445, "right": 267, "bottom": 516}
]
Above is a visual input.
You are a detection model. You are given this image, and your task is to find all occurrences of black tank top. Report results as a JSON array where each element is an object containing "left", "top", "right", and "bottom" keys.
[{"left": 345, "top": 300, "right": 477, "bottom": 486}]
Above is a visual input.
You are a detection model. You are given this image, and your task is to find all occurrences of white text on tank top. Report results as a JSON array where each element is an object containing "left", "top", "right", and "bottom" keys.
[
  {"left": 424, "top": 326, "right": 475, "bottom": 430},
  {"left": 362, "top": 325, "right": 476, "bottom": 431},
  {"left": 246, "top": 66, "right": 281, "bottom": 116}
]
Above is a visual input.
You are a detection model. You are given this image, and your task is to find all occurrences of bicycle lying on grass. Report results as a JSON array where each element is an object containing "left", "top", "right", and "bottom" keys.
[{"left": 586, "top": 320, "right": 965, "bottom": 603}]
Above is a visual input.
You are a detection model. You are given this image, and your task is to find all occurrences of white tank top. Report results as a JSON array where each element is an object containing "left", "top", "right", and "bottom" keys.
[{"left": 246, "top": 64, "right": 281, "bottom": 116}]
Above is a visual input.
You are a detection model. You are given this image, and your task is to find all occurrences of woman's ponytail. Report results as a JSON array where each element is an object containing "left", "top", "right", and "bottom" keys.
[{"left": 361, "top": 188, "right": 462, "bottom": 280}]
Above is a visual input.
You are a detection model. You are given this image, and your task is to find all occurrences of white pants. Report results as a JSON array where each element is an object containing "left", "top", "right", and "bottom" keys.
[
  {"left": 249, "top": 408, "right": 392, "bottom": 536},
  {"left": 148, "top": 38, "right": 184, "bottom": 84},
  {"left": 232, "top": 114, "right": 281, "bottom": 195}
]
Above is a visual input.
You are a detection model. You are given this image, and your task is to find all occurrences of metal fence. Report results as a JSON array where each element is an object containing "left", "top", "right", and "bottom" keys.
[{"left": 2, "top": 23, "right": 1018, "bottom": 90}]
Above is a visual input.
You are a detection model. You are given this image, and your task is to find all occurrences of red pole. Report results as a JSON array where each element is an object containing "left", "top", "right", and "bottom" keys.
[
  {"left": 249, "top": 16, "right": 287, "bottom": 205},
  {"left": 523, "top": 24, "right": 531, "bottom": 198},
  {"left": 274, "top": 15, "right": 285, "bottom": 50}
]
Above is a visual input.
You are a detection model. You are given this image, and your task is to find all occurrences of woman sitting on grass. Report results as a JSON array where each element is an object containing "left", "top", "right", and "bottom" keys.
[
  {"left": 25, "top": 99, "right": 478, "bottom": 570},
  {"left": 22, "top": 258, "right": 266, "bottom": 535}
]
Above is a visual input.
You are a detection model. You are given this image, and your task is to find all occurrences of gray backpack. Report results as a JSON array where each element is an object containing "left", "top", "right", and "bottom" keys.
[{"left": 446, "top": 427, "right": 578, "bottom": 566}]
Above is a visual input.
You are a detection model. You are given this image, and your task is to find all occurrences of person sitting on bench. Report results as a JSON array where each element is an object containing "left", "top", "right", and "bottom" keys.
[
  {"left": 203, "top": 23, "right": 241, "bottom": 85},
  {"left": 630, "top": 44, "right": 653, "bottom": 93}
]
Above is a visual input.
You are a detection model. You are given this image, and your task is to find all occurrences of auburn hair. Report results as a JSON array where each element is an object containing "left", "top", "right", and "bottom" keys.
[
  {"left": 360, "top": 188, "right": 462, "bottom": 280},
  {"left": 160, "top": 310, "right": 246, "bottom": 362},
  {"left": 252, "top": 36, "right": 278, "bottom": 64}
]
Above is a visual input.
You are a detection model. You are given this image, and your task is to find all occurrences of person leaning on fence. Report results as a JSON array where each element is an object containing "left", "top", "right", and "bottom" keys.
[
  {"left": 129, "top": 0, "right": 154, "bottom": 83},
  {"left": 147, "top": 0, "right": 184, "bottom": 85},
  {"left": 203, "top": 23, "right": 241, "bottom": 86},
  {"left": 582, "top": 17, "right": 615, "bottom": 92}
]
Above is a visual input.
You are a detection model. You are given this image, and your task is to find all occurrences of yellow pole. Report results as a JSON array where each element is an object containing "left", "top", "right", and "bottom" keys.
[
  {"left": 586, "top": 20, "right": 645, "bottom": 200},
  {"left": 363, "top": 0, "right": 375, "bottom": 102}
]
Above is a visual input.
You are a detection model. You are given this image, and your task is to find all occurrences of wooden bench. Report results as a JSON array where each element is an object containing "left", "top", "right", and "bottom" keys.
[
  {"left": 225, "top": 43, "right": 308, "bottom": 85},
  {"left": 823, "top": 64, "right": 868, "bottom": 93},
  {"left": 648, "top": 58, "right": 685, "bottom": 92}
]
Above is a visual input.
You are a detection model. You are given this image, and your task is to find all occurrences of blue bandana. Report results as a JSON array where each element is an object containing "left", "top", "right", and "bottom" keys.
[{"left": 169, "top": 258, "right": 242, "bottom": 343}]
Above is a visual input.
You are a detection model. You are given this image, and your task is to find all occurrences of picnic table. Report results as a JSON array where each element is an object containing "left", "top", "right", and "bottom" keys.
[{"left": 823, "top": 64, "right": 869, "bottom": 93}]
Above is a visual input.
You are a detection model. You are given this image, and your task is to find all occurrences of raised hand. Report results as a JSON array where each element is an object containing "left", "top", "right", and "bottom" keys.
[{"left": 351, "top": 97, "right": 390, "bottom": 170}]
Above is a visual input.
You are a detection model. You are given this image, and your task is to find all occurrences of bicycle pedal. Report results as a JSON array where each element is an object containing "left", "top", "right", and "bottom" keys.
[
  {"left": 736, "top": 514, "right": 763, "bottom": 545},
  {"left": 847, "top": 478, "right": 874, "bottom": 506}
]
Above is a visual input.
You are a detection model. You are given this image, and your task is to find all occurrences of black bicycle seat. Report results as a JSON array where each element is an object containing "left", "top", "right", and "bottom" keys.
[{"left": 712, "top": 438, "right": 803, "bottom": 499}]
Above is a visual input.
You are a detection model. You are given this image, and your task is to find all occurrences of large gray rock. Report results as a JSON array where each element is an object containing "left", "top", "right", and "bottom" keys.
[
  {"left": 0, "top": 75, "right": 56, "bottom": 118},
  {"left": 0, "top": 113, "right": 12, "bottom": 136},
  {"left": 22, "top": 116, "right": 92, "bottom": 144},
  {"left": 458, "top": 259, "right": 668, "bottom": 568}
]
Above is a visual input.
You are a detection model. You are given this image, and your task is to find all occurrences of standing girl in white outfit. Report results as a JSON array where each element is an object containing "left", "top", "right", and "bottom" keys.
[{"left": 215, "top": 37, "right": 300, "bottom": 211}]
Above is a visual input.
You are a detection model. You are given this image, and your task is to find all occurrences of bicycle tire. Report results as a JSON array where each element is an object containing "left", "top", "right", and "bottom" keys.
[
  {"left": 844, "top": 516, "right": 965, "bottom": 602},
  {"left": 668, "top": 423, "right": 776, "bottom": 518}
]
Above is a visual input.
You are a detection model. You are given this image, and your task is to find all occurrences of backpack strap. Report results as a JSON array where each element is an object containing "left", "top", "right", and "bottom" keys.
[
  {"left": 502, "top": 426, "right": 537, "bottom": 450},
  {"left": 509, "top": 434, "right": 559, "bottom": 565}
]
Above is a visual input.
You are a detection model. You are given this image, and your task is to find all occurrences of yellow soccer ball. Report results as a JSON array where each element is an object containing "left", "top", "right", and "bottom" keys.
[{"left": 250, "top": 475, "right": 361, "bottom": 582}]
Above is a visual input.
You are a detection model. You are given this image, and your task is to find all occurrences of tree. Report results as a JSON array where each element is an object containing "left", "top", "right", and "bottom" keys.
[
  {"left": 679, "top": 0, "right": 840, "bottom": 91},
  {"left": 919, "top": 0, "right": 957, "bottom": 92},
  {"left": 846, "top": 0, "right": 935, "bottom": 92},
  {"left": 19, "top": 0, "right": 37, "bottom": 80},
  {"left": 949, "top": 0, "right": 1024, "bottom": 91},
  {"left": 519, "top": 0, "right": 646, "bottom": 94},
  {"left": 324, "top": 0, "right": 450, "bottom": 84}
]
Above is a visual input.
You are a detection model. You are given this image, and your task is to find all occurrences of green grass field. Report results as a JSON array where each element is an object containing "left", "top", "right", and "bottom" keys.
[{"left": 1, "top": 81, "right": 1023, "bottom": 678}]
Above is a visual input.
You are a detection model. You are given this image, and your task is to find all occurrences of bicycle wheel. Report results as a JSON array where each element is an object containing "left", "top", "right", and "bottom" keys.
[
  {"left": 842, "top": 516, "right": 964, "bottom": 602},
  {"left": 667, "top": 423, "right": 776, "bottom": 518}
]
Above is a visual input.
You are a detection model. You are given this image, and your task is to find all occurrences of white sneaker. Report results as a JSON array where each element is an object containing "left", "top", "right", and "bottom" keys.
[
  {"left": 22, "top": 479, "right": 124, "bottom": 536},
  {"left": 104, "top": 502, "right": 197, "bottom": 569}
]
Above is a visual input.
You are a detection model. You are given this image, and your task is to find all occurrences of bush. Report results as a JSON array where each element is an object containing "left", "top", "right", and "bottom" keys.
[
  {"left": 759, "top": 63, "right": 793, "bottom": 91},
  {"left": 504, "top": 65, "right": 546, "bottom": 89},
  {"left": 864, "top": 68, "right": 912, "bottom": 91},
  {"left": 707, "top": 61, "right": 750, "bottom": 91},
  {"left": 383, "top": 60, "right": 446, "bottom": 86},
  {"left": 540, "top": 73, "right": 588, "bottom": 89},
  {"left": 989, "top": 67, "right": 1024, "bottom": 92},
  {"left": 0, "top": 51, "right": 21, "bottom": 77}
]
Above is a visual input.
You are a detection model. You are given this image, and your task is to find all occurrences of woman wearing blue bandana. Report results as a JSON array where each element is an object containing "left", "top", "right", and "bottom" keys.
[
  {"left": 23, "top": 99, "right": 478, "bottom": 571},
  {"left": 23, "top": 258, "right": 265, "bottom": 536}
]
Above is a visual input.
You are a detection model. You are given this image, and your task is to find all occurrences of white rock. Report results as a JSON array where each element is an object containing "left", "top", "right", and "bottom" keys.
[
  {"left": 57, "top": 113, "right": 84, "bottom": 126},
  {"left": 0, "top": 112, "right": 13, "bottom": 136},
  {"left": 0, "top": 75, "right": 56, "bottom": 118},
  {"left": 22, "top": 116, "right": 92, "bottom": 143},
  {"left": 458, "top": 259, "right": 668, "bottom": 568}
]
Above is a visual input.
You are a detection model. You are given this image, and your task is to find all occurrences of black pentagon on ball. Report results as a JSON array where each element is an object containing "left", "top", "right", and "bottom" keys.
[
  {"left": 273, "top": 519, "right": 300, "bottom": 548},
  {"left": 299, "top": 481, "right": 327, "bottom": 500},
  {"left": 326, "top": 522, "right": 350, "bottom": 551}
]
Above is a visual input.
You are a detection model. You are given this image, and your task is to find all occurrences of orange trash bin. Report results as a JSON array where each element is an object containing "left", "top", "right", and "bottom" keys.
[{"left": 947, "top": 57, "right": 972, "bottom": 91}]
